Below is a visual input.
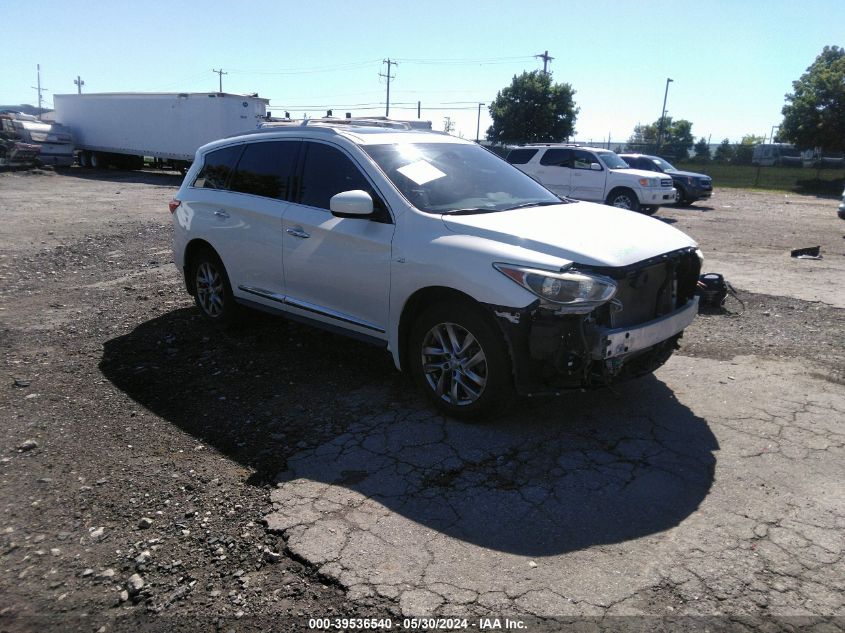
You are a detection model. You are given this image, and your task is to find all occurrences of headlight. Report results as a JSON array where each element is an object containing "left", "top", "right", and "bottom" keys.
[
  {"left": 695, "top": 248, "right": 704, "bottom": 268},
  {"left": 494, "top": 263, "right": 617, "bottom": 309},
  {"left": 638, "top": 177, "right": 658, "bottom": 187}
]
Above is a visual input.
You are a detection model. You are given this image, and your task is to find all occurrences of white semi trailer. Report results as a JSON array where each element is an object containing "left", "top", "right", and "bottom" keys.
[{"left": 53, "top": 92, "right": 270, "bottom": 170}]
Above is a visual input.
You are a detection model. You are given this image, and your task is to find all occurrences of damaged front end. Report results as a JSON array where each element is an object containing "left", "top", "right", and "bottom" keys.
[{"left": 489, "top": 247, "right": 702, "bottom": 395}]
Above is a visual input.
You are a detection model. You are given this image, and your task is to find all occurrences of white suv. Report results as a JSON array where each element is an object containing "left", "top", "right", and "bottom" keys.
[
  {"left": 507, "top": 145, "right": 677, "bottom": 214},
  {"left": 171, "top": 121, "right": 702, "bottom": 418}
]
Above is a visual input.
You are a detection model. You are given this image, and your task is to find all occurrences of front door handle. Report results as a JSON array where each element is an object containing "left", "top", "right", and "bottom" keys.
[
  {"left": 214, "top": 209, "right": 230, "bottom": 219},
  {"left": 286, "top": 227, "right": 310, "bottom": 239}
]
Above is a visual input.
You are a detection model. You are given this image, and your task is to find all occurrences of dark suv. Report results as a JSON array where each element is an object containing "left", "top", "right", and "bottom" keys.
[{"left": 620, "top": 154, "right": 712, "bottom": 206}]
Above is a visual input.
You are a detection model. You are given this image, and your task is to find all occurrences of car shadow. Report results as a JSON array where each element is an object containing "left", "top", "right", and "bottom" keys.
[
  {"left": 100, "top": 308, "right": 718, "bottom": 556},
  {"left": 57, "top": 166, "right": 183, "bottom": 186}
]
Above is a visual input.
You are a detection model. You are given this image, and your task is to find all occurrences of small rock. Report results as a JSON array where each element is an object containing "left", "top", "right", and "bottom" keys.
[
  {"left": 50, "top": 548, "right": 61, "bottom": 556},
  {"left": 13, "top": 379, "right": 30, "bottom": 388},
  {"left": 81, "top": 568, "right": 94, "bottom": 577},
  {"left": 528, "top": 561, "right": 538, "bottom": 568},
  {"left": 99, "top": 568, "right": 116, "bottom": 578},
  {"left": 263, "top": 549, "right": 282, "bottom": 564},
  {"left": 118, "top": 589, "right": 129, "bottom": 603},
  {"left": 18, "top": 439, "right": 38, "bottom": 452},
  {"left": 89, "top": 527, "right": 105, "bottom": 541},
  {"left": 234, "top": 610, "right": 245, "bottom": 619},
  {"left": 126, "top": 573, "right": 145, "bottom": 596},
  {"left": 138, "top": 517, "right": 153, "bottom": 529},
  {"left": 135, "top": 550, "right": 151, "bottom": 566}
]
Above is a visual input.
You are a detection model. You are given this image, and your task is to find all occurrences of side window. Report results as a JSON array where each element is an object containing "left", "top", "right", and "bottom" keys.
[
  {"left": 192, "top": 145, "right": 243, "bottom": 190},
  {"left": 539, "top": 148, "right": 572, "bottom": 167},
  {"left": 230, "top": 140, "right": 300, "bottom": 200},
  {"left": 572, "top": 150, "right": 601, "bottom": 170},
  {"left": 506, "top": 148, "right": 539, "bottom": 164},
  {"left": 298, "top": 142, "right": 387, "bottom": 218}
]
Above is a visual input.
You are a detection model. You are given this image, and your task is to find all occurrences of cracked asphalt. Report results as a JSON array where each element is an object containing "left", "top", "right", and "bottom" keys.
[
  {"left": 266, "top": 356, "right": 844, "bottom": 619},
  {"left": 1, "top": 169, "right": 843, "bottom": 631}
]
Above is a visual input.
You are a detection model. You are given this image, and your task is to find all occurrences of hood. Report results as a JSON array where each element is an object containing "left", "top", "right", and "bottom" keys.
[
  {"left": 610, "top": 167, "right": 666, "bottom": 180},
  {"left": 441, "top": 201, "right": 697, "bottom": 268},
  {"left": 668, "top": 169, "right": 709, "bottom": 179}
]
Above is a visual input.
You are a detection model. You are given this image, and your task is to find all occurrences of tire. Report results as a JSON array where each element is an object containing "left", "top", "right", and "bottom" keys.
[
  {"left": 78, "top": 151, "right": 90, "bottom": 168},
  {"left": 606, "top": 188, "right": 640, "bottom": 212},
  {"left": 89, "top": 152, "right": 105, "bottom": 169},
  {"left": 674, "top": 186, "right": 686, "bottom": 205},
  {"left": 189, "top": 248, "right": 239, "bottom": 328},
  {"left": 409, "top": 301, "right": 514, "bottom": 419}
]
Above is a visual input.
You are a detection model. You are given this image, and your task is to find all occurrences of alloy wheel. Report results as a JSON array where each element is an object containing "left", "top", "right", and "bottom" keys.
[
  {"left": 195, "top": 261, "right": 225, "bottom": 318},
  {"left": 420, "top": 322, "right": 488, "bottom": 406}
]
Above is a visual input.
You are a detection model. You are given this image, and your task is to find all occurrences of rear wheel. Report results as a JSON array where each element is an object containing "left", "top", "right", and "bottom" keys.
[
  {"left": 89, "top": 152, "right": 105, "bottom": 169},
  {"left": 409, "top": 301, "right": 514, "bottom": 419},
  {"left": 606, "top": 188, "right": 640, "bottom": 212},
  {"left": 78, "top": 151, "right": 90, "bottom": 168},
  {"left": 190, "top": 248, "right": 239, "bottom": 328}
]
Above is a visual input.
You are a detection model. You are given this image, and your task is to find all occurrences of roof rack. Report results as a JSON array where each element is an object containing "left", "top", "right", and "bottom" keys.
[{"left": 261, "top": 117, "right": 413, "bottom": 130}]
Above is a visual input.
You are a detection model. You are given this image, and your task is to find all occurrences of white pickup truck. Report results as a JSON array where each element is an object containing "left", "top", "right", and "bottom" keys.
[{"left": 507, "top": 144, "right": 677, "bottom": 215}]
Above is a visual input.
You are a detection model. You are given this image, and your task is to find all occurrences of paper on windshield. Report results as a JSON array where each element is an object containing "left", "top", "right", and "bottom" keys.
[{"left": 397, "top": 160, "right": 447, "bottom": 186}]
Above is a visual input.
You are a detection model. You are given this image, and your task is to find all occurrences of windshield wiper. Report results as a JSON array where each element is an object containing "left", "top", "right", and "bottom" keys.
[
  {"left": 503, "top": 200, "right": 563, "bottom": 210},
  {"left": 443, "top": 207, "right": 500, "bottom": 215}
]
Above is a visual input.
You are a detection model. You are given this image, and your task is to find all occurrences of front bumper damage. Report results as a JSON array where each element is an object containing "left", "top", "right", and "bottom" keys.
[{"left": 488, "top": 247, "right": 701, "bottom": 395}]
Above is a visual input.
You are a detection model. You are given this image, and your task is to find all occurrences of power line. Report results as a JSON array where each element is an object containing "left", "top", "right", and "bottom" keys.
[{"left": 535, "top": 50, "right": 554, "bottom": 74}]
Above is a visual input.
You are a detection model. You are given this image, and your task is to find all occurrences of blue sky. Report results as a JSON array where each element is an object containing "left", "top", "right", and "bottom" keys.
[{"left": 2, "top": 0, "right": 842, "bottom": 142}]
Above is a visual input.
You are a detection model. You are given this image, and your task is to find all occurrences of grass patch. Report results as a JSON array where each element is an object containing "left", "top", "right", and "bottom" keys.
[{"left": 676, "top": 162, "right": 844, "bottom": 195}]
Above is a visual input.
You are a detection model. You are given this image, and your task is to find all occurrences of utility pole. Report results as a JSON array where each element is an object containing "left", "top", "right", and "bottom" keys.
[
  {"left": 380, "top": 59, "right": 397, "bottom": 117},
  {"left": 656, "top": 77, "right": 673, "bottom": 151},
  {"left": 535, "top": 50, "right": 554, "bottom": 74},
  {"left": 31, "top": 64, "right": 47, "bottom": 119},
  {"left": 476, "top": 102, "right": 485, "bottom": 143},
  {"left": 212, "top": 68, "right": 227, "bottom": 93},
  {"left": 417, "top": 101, "right": 421, "bottom": 119},
  {"left": 74, "top": 75, "right": 85, "bottom": 94}
]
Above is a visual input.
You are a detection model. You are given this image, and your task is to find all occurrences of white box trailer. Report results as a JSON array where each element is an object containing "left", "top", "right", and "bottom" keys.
[{"left": 53, "top": 92, "right": 269, "bottom": 169}]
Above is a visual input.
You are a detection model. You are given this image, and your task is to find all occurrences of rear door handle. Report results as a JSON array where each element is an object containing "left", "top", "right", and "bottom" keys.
[
  {"left": 214, "top": 209, "right": 230, "bottom": 219},
  {"left": 286, "top": 227, "right": 310, "bottom": 239}
]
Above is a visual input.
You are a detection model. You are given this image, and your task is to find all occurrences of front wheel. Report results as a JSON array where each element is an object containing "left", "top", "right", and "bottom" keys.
[
  {"left": 606, "top": 188, "right": 640, "bottom": 213},
  {"left": 409, "top": 301, "right": 514, "bottom": 419}
]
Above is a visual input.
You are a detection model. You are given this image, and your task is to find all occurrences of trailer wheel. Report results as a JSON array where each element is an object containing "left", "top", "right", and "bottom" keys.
[
  {"left": 89, "top": 153, "right": 105, "bottom": 169},
  {"left": 78, "top": 151, "right": 90, "bottom": 168}
]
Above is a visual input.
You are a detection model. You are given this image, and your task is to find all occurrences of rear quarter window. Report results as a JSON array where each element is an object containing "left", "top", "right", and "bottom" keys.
[
  {"left": 229, "top": 140, "right": 300, "bottom": 200},
  {"left": 506, "top": 148, "right": 539, "bottom": 165},
  {"left": 192, "top": 145, "right": 243, "bottom": 190}
]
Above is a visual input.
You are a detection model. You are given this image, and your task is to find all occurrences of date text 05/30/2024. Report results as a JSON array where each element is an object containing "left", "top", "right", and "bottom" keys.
[{"left": 308, "top": 617, "right": 527, "bottom": 630}]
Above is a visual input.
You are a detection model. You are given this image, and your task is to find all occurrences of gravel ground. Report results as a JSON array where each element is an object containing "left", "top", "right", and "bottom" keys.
[{"left": 0, "top": 168, "right": 843, "bottom": 633}]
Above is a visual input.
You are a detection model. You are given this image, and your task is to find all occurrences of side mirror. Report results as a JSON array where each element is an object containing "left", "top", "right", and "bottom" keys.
[
  {"left": 330, "top": 190, "right": 373, "bottom": 218},
  {"left": 590, "top": 163, "right": 602, "bottom": 171}
]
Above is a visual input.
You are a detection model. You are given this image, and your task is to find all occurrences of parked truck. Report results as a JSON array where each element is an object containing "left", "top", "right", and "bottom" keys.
[
  {"left": 53, "top": 92, "right": 270, "bottom": 170},
  {"left": 0, "top": 111, "right": 43, "bottom": 168}
]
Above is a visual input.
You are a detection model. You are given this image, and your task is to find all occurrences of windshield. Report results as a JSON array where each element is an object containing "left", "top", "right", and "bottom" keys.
[
  {"left": 650, "top": 157, "right": 677, "bottom": 172},
  {"left": 363, "top": 142, "right": 562, "bottom": 214},
  {"left": 596, "top": 152, "right": 630, "bottom": 169}
]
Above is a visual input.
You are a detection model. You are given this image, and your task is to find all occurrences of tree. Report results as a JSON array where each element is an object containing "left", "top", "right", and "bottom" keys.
[
  {"left": 486, "top": 71, "right": 578, "bottom": 144},
  {"left": 733, "top": 134, "right": 765, "bottom": 165},
  {"left": 626, "top": 116, "right": 694, "bottom": 159},
  {"left": 714, "top": 139, "right": 734, "bottom": 163},
  {"left": 781, "top": 45, "right": 845, "bottom": 152},
  {"left": 443, "top": 117, "right": 456, "bottom": 135},
  {"left": 693, "top": 137, "right": 711, "bottom": 163}
]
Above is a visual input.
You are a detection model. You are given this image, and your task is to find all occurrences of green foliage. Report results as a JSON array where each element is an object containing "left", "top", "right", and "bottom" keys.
[
  {"left": 693, "top": 137, "right": 711, "bottom": 163},
  {"left": 714, "top": 139, "right": 734, "bottom": 163},
  {"left": 486, "top": 71, "right": 578, "bottom": 144},
  {"left": 626, "top": 116, "right": 694, "bottom": 160},
  {"left": 733, "top": 134, "right": 766, "bottom": 165},
  {"left": 781, "top": 46, "right": 845, "bottom": 152}
]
